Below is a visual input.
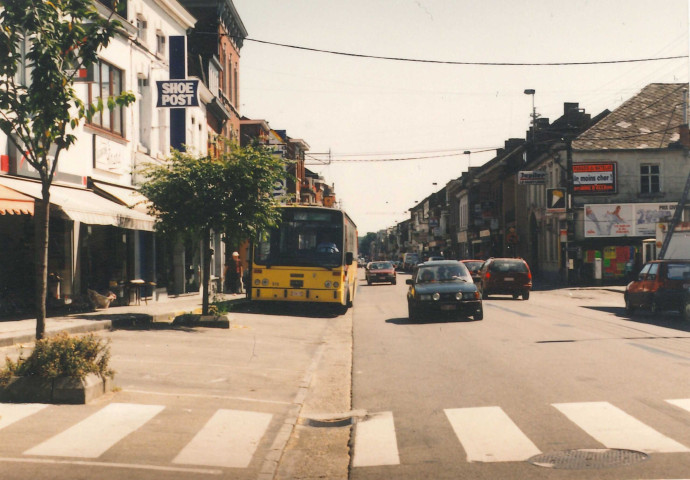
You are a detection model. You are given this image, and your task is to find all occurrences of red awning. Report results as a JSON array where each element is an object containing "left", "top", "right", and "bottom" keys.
[{"left": 0, "top": 184, "right": 34, "bottom": 215}]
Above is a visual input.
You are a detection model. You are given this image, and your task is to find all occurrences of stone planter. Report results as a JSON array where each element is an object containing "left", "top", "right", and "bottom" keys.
[{"left": 0, "top": 374, "right": 113, "bottom": 404}]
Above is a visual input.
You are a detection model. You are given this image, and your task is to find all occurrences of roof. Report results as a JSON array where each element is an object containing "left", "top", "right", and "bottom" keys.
[{"left": 573, "top": 83, "right": 688, "bottom": 151}]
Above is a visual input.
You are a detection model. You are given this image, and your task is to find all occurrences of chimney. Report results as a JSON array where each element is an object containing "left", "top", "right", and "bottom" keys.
[{"left": 680, "top": 124, "right": 690, "bottom": 148}]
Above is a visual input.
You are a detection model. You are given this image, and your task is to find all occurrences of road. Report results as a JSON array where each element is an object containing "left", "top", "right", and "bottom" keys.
[
  {"left": 2, "top": 269, "right": 690, "bottom": 479},
  {"left": 351, "top": 271, "right": 690, "bottom": 479}
]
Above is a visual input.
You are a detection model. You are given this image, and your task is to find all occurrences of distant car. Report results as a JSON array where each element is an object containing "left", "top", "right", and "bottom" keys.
[
  {"left": 461, "top": 260, "right": 484, "bottom": 284},
  {"left": 428, "top": 256, "right": 445, "bottom": 261},
  {"left": 366, "top": 261, "right": 397, "bottom": 285},
  {"left": 478, "top": 257, "right": 532, "bottom": 300},
  {"left": 406, "top": 260, "right": 483, "bottom": 321},
  {"left": 624, "top": 259, "right": 690, "bottom": 315}
]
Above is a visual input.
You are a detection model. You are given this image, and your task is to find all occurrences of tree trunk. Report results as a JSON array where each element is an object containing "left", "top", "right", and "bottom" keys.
[
  {"left": 201, "top": 227, "right": 211, "bottom": 315},
  {"left": 35, "top": 189, "right": 50, "bottom": 340}
]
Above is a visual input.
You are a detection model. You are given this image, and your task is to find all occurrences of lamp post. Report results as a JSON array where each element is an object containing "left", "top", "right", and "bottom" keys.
[
  {"left": 464, "top": 150, "right": 471, "bottom": 170},
  {"left": 524, "top": 89, "right": 537, "bottom": 132}
]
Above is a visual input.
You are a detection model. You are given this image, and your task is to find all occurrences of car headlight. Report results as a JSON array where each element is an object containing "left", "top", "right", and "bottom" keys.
[
  {"left": 456, "top": 292, "right": 463, "bottom": 300},
  {"left": 432, "top": 292, "right": 440, "bottom": 301}
]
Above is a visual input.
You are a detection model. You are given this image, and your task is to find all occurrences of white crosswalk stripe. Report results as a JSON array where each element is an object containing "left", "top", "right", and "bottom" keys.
[
  {"left": 0, "top": 404, "right": 49, "bottom": 431},
  {"left": 553, "top": 402, "right": 690, "bottom": 453},
  {"left": 352, "top": 411, "right": 400, "bottom": 467},
  {"left": 172, "top": 409, "right": 273, "bottom": 469},
  {"left": 24, "top": 403, "right": 165, "bottom": 458},
  {"left": 445, "top": 406, "right": 541, "bottom": 462}
]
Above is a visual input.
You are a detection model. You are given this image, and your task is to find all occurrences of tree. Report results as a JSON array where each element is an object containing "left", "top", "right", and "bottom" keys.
[
  {"left": 359, "top": 232, "right": 377, "bottom": 258},
  {"left": 139, "top": 145, "right": 284, "bottom": 314},
  {"left": 0, "top": 0, "right": 135, "bottom": 339}
]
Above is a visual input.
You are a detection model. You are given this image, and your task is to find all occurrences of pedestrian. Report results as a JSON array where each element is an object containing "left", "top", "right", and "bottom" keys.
[{"left": 231, "top": 251, "right": 243, "bottom": 294}]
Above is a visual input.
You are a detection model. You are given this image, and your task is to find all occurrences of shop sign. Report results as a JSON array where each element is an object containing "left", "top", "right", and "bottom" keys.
[
  {"left": 546, "top": 188, "right": 566, "bottom": 213},
  {"left": 156, "top": 80, "right": 200, "bottom": 108},
  {"left": 517, "top": 170, "right": 546, "bottom": 185},
  {"left": 573, "top": 163, "right": 616, "bottom": 194}
]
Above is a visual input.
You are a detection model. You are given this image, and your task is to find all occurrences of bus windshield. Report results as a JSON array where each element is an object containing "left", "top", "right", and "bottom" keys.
[{"left": 254, "top": 209, "right": 344, "bottom": 268}]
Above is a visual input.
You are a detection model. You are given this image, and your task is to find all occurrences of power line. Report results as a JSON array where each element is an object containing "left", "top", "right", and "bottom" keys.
[
  {"left": 243, "top": 37, "right": 686, "bottom": 67},
  {"left": 305, "top": 148, "right": 498, "bottom": 163}
]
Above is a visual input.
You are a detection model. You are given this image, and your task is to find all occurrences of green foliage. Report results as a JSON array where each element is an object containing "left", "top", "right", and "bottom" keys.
[
  {"left": 0, "top": 333, "right": 114, "bottom": 385},
  {"left": 139, "top": 143, "right": 285, "bottom": 243}
]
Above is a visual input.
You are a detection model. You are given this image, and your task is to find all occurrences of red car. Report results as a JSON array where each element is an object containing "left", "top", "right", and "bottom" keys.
[
  {"left": 478, "top": 257, "right": 532, "bottom": 300},
  {"left": 365, "top": 261, "right": 397, "bottom": 285},
  {"left": 460, "top": 260, "right": 484, "bottom": 284}
]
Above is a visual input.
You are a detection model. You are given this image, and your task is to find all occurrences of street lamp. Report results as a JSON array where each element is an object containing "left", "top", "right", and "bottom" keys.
[{"left": 524, "top": 89, "right": 538, "bottom": 131}]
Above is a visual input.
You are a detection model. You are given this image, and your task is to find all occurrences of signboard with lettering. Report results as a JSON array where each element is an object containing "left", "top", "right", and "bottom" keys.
[
  {"left": 584, "top": 202, "right": 675, "bottom": 237},
  {"left": 156, "top": 80, "right": 200, "bottom": 108},
  {"left": 517, "top": 170, "right": 546, "bottom": 185},
  {"left": 573, "top": 163, "right": 616, "bottom": 194}
]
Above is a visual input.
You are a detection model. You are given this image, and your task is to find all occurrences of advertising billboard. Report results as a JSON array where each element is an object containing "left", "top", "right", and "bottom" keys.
[
  {"left": 573, "top": 163, "right": 616, "bottom": 194},
  {"left": 584, "top": 203, "right": 676, "bottom": 237}
]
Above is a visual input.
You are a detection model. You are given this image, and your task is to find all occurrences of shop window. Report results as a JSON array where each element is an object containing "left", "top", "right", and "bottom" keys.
[
  {"left": 87, "top": 60, "right": 125, "bottom": 136},
  {"left": 640, "top": 164, "right": 660, "bottom": 194}
]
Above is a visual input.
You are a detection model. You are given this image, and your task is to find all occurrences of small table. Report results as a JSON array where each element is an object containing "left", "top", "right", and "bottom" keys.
[{"left": 127, "top": 279, "right": 145, "bottom": 306}]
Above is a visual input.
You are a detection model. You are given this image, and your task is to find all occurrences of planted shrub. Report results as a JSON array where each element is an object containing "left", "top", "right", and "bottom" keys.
[{"left": 1, "top": 333, "right": 114, "bottom": 386}]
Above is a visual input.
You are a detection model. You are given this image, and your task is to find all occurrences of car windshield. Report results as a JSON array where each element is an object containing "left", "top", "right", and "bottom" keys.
[
  {"left": 489, "top": 260, "right": 528, "bottom": 273},
  {"left": 416, "top": 264, "right": 471, "bottom": 283},
  {"left": 371, "top": 262, "right": 393, "bottom": 270}
]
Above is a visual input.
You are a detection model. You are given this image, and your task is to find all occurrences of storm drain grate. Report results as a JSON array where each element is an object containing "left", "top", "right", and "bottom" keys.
[{"left": 527, "top": 449, "right": 649, "bottom": 470}]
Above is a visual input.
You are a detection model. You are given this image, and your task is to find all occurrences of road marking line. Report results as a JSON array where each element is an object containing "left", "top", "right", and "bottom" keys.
[
  {"left": 445, "top": 406, "right": 541, "bottom": 462},
  {"left": 0, "top": 404, "right": 48, "bottom": 431},
  {"left": 553, "top": 401, "right": 690, "bottom": 453},
  {"left": 24, "top": 403, "right": 165, "bottom": 458},
  {"left": 0, "top": 456, "right": 221, "bottom": 475},
  {"left": 352, "top": 411, "right": 400, "bottom": 467},
  {"left": 667, "top": 398, "right": 690, "bottom": 413},
  {"left": 172, "top": 409, "right": 273, "bottom": 469}
]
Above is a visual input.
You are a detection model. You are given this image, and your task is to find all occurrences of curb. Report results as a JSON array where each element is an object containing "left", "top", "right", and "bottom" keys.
[{"left": 0, "top": 320, "right": 113, "bottom": 348}]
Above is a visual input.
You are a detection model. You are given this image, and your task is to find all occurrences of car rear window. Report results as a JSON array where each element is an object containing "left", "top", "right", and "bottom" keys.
[
  {"left": 372, "top": 262, "right": 393, "bottom": 270},
  {"left": 490, "top": 260, "right": 528, "bottom": 273}
]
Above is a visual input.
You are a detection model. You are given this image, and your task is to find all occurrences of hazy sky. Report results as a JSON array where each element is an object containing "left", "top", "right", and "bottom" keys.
[{"left": 232, "top": 0, "right": 689, "bottom": 234}]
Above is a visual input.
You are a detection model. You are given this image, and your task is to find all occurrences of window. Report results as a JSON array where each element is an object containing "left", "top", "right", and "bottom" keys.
[
  {"left": 136, "top": 15, "right": 147, "bottom": 41},
  {"left": 640, "top": 164, "right": 660, "bottom": 194},
  {"left": 156, "top": 32, "right": 166, "bottom": 56},
  {"left": 87, "top": 60, "right": 124, "bottom": 136}
]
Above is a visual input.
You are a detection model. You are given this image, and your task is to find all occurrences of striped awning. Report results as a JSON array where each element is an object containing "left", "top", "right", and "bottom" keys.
[{"left": 0, "top": 184, "right": 34, "bottom": 215}]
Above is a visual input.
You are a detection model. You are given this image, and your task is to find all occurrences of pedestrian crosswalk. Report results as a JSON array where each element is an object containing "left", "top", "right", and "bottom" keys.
[
  {"left": 0, "top": 403, "right": 274, "bottom": 470},
  {"left": 3, "top": 399, "right": 690, "bottom": 471},
  {"left": 353, "top": 400, "right": 690, "bottom": 468}
]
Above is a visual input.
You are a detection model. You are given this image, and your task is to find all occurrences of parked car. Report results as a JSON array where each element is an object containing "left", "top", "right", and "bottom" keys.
[
  {"left": 624, "top": 259, "right": 690, "bottom": 315},
  {"left": 406, "top": 260, "right": 483, "bottom": 321},
  {"left": 428, "top": 256, "right": 445, "bottom": 261},
  {"left": 365, "top": 261, "right": 397, "bottom": 285},
  {"left": 460, "top": 259, "right": 484, "bottom": 284},
  {"left": 478, "top": 257, "right": 532, "bottom": 300}
]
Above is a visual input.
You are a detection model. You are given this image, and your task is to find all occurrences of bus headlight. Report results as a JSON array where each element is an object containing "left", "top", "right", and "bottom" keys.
[
  {"left": 254, "top": 279, "right": 260, "bottom": 286},
  {"left": 324, "top": 281, "right": 332, "bottom": 288},
  {"left": 262, "top": 278, "right": 269, "bottom": 286},
  {"left": 333, "top": 281, "right": 340, "bottom": 288}
]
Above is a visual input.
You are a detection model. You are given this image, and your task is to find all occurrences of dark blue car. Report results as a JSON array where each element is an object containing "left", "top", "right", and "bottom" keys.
[{"left": 406, "top": 260, "right": 483, "bottom": 321}]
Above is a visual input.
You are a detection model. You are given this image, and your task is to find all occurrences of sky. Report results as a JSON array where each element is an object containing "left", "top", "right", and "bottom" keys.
[{"left": 232, "top": 0, "right": 689, "bottom": 235}]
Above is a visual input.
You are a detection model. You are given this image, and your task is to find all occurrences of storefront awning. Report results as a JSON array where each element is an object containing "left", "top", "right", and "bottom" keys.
[
  {"left": 92, "top": 180, "right": 151, "bottom": 214},
  {"left": 0, "top": 176, "right": 155, "bottom": 231},
  {"left": 0, "top": 184, "right": 34, "bottom": 215}
]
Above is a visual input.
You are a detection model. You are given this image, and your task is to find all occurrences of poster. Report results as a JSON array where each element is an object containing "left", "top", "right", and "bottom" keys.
[{"left": 584, "top": 203, "right": 676, "bottom": 237}]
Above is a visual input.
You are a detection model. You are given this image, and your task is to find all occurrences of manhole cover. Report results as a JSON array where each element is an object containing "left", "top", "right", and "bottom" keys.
[{"left": 528, "top": 449, "right": 648, "bottom": 470}]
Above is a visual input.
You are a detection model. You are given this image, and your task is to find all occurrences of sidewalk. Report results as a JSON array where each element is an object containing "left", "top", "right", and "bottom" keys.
[{"left": 0, "top": 292, "right": 247, "bottom": 348}]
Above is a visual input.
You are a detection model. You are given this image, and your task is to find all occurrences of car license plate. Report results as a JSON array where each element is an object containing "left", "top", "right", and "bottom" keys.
[
  {"left": 441, "top": 305, "right": 456, "bottom": 311},
  {"left": 290, "top": 290, "right": 304, "bottom": 297},
  {"left": 504, "top": 277, "right": 514, "bottom": 281}
]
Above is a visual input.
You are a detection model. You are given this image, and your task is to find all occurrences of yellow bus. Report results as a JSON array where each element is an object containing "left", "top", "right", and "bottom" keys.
[{"left": 249, "top": 205, "right": 358, "bottom": 312}]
